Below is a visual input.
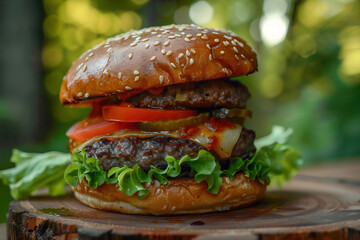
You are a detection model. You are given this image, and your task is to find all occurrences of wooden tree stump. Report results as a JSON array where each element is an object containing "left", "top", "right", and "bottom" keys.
[{"left": 7, "top": 160, "right": 360, "bottom": 239}]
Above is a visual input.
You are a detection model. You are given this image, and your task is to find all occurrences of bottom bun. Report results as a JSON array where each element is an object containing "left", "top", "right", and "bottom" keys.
[{"left": 72, "top": 173, "right": 267, "bottom": 215}]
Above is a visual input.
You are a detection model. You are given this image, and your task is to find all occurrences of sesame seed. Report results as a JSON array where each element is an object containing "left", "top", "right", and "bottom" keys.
[
  {"left": 190, "top": 48, "right": 196, "bottom": 54},
  {"left": 166, "top": 50, "right": 172, "bottom": 56},
  {"left": 209, "top": 54, "right": 212, "bottom": 61},
  {"left": 154, "top": 41, "right": 160, "bottom": 46},
  {"left": 154, "top": 180, "right": 160, "bottom": 187},
  {"left": 118, "top": 72, "right": 122, "bottom": 78},
  {"left": 88, "top": 52, "right": 94, "bottom": 57},
  {"left": 83, "top": 65, "right": 87, "bottom": 72},
  {"left": 225, "top": 177, "right": 230, "bottom": 184},
  {"left": 128, "top": 53, "right": 133, "bottom": 59},
  {"left": 186, "top": 34, "right": 193, "bottom": 38},
  {"left": 233, "top": 46, "right": 239, "bottom": 53},
  {"left": 134, "top": 76, "right": 140, "bottom": 82},
  {"left": 201, "top": 35, "right": 208, "bottom": 40},
  {"left": 184, "top": 37, "right": 190, "bottom": 42},
  {"left": 107, "top": 47, "right": 112, "bottom": 52},
  {"left": 238, "top": 41, "right": 244, "bottom": 47},
  {"left": 125, "top": 86, "right": 132, "bottom": 90},
  {"left": 189, "top": 58, "right": 194, "bottom": 65},
  {"left": 178, "top": 53, "right": 184, "bottom": 58},
  {"left": 224, "top": 35, "right": 232, "bottom": 40},
  {"left": 214, "top": 38, "right": 219, "bottom": 42},
  {"left": 231, "top": 40, "right": 236, "bottom": 45},
  {"left": 186, "top": 50, "right": 190, "bottom": 56},
  {"left": 220, "top": 51, "right": 225, "bottom": 54},
  {"left": 175, "top": 33, "right": 181, "bottom": 37},
  {"left": 171, "top": 62, "right": 176, "bottom": 68},
  {"left": 196, "top": 33, "right": 202, "bottom": 37},
  {"left": 159, "top": 75, "right": 164, "bottom": 84},
  {"left": 77, "top": 63, "right": 85, "bottom": 71},
  {"left": 156, "top": 189, "right": 161, "bottom": 195},
  {"left": 168, "top": 35, "right": 176, "bottom": 39},
  {"left": 213, "top": 32, "right": 219, "bottom": 35},
  {"left": 134, "top": 70, "right": 139, "bottom": 75},
  {"left": 206, "top": 44, "right": 211, "bottom": 49},
  {"left": 151, "top": 31, "right": 157, "bottom": 34},
  {"left": 164, "top": 41, "right": 170, "bottom": 46},
  {"left": 157, "top": 34, "right": 162, "bottom": 37},
  {"left": 104, "top": 44, "right": 111, "bottom": 48},
  {"left": 223, "top": 41, "right": 229, "bottom": 46},
  {"left": 150, "top": 56, "right": 157, "bottom": 61},
  {"left": 222, "top": 68, "right": 229, "bottom": 74},
  {"left": 130, "top": 42, "right": 137, "bottom": 47},
  {"left": 191, "top": 37, "right": 196, "bottom": 41},
  {"left": 235, "top": 55, "right": 240, "bottom": 60},
  {"left": 171, "top": 206, "right": 176, "bottom": 211},
  {"left": 181, "top": 32, "right": 185, "bottom": 35},
  {"left": 77, "top": 92, "right": 83, "bottom": 97},
  {"left": 241, "top": 54, "right": 246, "bottom": 59},
  {"left": 84, "top": 93, "right": 89, "bottom": 98},
  {"left": 161, "top": 49, "right": 166, "bottom": 54}
]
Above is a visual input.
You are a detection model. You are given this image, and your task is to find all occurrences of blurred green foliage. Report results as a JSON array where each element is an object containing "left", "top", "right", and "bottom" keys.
[{"left": 1, "top": 0, "right": 359, "bottom": 222}]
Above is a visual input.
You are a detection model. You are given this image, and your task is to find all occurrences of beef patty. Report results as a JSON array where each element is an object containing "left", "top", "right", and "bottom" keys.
[
  {"left": 84, "top": 128, "right": 256, "bottom": 173},
  {"left": 127, "top": 79, "right": 250, "bottom": 109}
]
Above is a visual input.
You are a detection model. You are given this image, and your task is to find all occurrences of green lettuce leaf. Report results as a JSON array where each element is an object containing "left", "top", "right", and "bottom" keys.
[
  {"left": 0, "top": 149, "right": 70, "bottom": 199},
  {"left": 255, "top": 126, "right": 303, "bottom": 187},
  {"left": 64, "top": 149, "right": 226, "bottom": 199}
]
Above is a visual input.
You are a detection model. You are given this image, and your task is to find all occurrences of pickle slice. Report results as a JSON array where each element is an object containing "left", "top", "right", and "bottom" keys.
[{"left": 139, "top": 113, "right": 210, "bottom": 132}]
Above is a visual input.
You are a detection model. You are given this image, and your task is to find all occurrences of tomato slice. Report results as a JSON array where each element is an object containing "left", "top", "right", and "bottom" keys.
[
  {"left": 102, "top": 105, "right": 197, "bottom": 122},
  {"left": 66, "top": 117, "right": 138, "bottom": 142}
]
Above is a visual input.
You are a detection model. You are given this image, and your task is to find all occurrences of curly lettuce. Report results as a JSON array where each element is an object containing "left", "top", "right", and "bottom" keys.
[{"left": 0, "top": 126, "right": 302, "bottom": 200}]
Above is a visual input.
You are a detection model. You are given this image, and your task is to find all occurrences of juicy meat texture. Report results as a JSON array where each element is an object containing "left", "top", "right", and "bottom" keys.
[
  {"left": 127, "top": 79, "right": 250, "bottom": 109},
  {"left": 84, "top": 128, "right": 256, "bottom": 173},
  {"left": 84, "top": 137, "right": 204, "bottom": 172}
]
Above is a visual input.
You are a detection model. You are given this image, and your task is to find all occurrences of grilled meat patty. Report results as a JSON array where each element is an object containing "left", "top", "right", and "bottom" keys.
[
  {"left": 127, "top": 79, "right": 250, "bottom": 109},
  {"left": 84, "top": 128, "right": 256, "bottom": 173}
]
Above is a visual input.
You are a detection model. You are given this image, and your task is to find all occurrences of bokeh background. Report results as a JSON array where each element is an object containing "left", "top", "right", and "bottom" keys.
[{"left": 0, "top": 0, "right": 359, "bottom": 222}]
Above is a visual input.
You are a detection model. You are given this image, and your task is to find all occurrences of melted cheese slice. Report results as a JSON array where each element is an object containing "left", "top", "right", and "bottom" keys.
[{"left": 77, "top": 123, "right": 243, "bottom": 158}]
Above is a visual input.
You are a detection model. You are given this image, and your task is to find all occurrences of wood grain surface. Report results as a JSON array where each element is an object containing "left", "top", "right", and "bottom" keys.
[{"left": 7, "top": 160, "right": 360, "bottom": 240}]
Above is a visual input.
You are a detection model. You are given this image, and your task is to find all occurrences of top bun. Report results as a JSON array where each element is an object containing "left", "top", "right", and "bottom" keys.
[{"left": 60, "top": 24, "right": 258, "bottom": 105}]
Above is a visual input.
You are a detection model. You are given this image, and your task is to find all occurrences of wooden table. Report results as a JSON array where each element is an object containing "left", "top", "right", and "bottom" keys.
[{"left": 6, "top": 159, "right": 360, "bottom": 239}]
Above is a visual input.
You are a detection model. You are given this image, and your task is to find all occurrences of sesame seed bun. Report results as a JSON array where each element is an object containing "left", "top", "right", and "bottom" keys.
[
  {"left": 72, "top": 173, "right": 266, "bottom": 215},
  {"left": 60, "top": 24, "right": 258, "bottom": 105}
]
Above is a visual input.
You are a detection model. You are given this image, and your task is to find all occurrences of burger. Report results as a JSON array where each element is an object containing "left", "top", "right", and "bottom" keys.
[{"left": 61, "top": 24, "right": 265, "bottom": 215}]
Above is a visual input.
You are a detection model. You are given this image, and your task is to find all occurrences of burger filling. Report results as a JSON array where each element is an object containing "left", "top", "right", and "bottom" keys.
[
  {"left": 127, "top": 79, "right": 250, "bottom": 109},
  {"left": 65, "top": 79, "right": 269, "bottom": 199},
  {"left": 84, "top": 128, "right": 256, "bottom": 173}
]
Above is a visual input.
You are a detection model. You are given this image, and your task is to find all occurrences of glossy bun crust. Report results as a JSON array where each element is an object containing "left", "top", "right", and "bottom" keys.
[
  {"left": 72, "top": 173, "right": 266, "bottom": 215},
  {"left": 60, "top": 24, "right": 257, "bottom": 105}
]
